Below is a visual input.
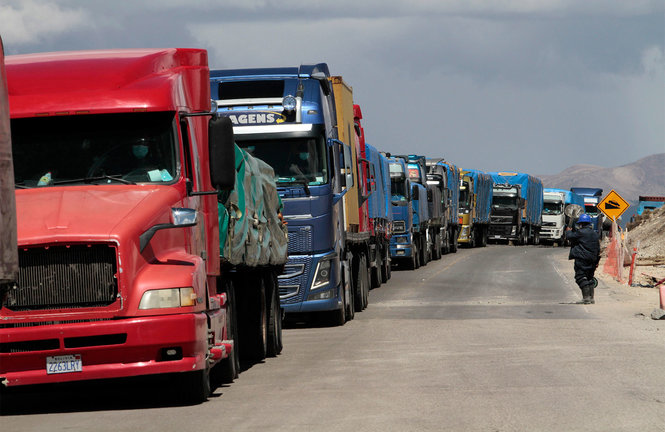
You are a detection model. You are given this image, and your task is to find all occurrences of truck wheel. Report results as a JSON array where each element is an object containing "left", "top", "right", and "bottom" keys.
[
  {"left": 450, "top": 230, "right": 458, "bottom": 253},
  {"left": 213, "top": 281, "right": 239, "bottom": 385},
  {"left": 346, "top": 268, "right": 356, "bottom": 321},
  {"left": 266, "top": 272, "right": 283, "bottom": 357},
  {"left": 327, "top": 289, "right": 346, "bottom": 326},
  {"left": 353, "top": 254, "right": 365, "bottom": 312},
  {"left": 175, "top": 367, "right": 210, "bottom": 405},
  {"left": 239, "top": 275, "right": 267, "bottom": 361},
  {"left": 371, "top": 251, "right": 382, "bottom": 289},
  {"left": 380, "top": 250, "right": 388, "bottom": 283},
  {"left": 481, "top": 227, "right": 488, "bottom": 247},
  {"left": 420, "top": 237, "right": 428, "bottom": 266},
  {"left": 386, "top": 257, "right": 392, "bottom": 280}
]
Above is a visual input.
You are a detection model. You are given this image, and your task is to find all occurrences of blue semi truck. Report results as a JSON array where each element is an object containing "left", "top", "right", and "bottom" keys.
[
  {"left": 489, "top": 172, "right": 544, "bottom": 245},
  {"left": 210, "top": 64, "right": 367, "bottom": 325},
  {"left": 426, "top": 159, "right": 461, "bottom": 255},
  {"left": 365, "top": 143, "right": 393, "bottom": 285},
  {"left": 458, "top": 169, "right": 493, "bottom": 247},
  {"left": 570, "top": 187, "right": 604, "bottom": 239},
  {"left": 388, "top": 156, "right": 429, "bottom": 269}
]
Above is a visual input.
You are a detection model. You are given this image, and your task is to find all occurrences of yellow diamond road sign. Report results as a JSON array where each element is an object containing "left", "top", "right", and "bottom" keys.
[{"left": 598, "top": 189, "right": 630, "bottom": 221}]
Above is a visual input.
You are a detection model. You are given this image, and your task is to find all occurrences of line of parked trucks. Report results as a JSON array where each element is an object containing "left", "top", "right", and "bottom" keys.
[{"left": 0, "top": 43, "right": 606, "bottom": 404}]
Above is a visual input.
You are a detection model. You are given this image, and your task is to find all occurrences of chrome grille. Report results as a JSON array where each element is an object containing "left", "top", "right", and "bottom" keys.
[
  {"left": 393, "top": 220, "right": 406, "bottom": 233},
  {"left": 6, "top": 244, "right": 118, "bottom": 311}
]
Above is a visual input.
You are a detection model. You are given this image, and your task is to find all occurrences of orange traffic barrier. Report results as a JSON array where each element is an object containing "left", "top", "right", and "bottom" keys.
[{"left": 603, "top": 220, "right": 623, "bottom": 282}]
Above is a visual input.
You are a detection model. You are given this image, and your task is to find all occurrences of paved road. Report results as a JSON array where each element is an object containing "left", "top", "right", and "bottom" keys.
[{"left": 2, "top": 246, "right": 664, "bottom": 431}]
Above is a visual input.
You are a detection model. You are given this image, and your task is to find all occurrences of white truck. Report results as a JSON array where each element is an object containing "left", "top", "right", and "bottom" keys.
[{"left": 540, "top": 188, "right": 585, "bottom": 246}]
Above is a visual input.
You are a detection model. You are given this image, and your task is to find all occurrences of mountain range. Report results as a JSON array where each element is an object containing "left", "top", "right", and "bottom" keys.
[{"left": 539, "top": 153, "right": 665, "bottom": 204}]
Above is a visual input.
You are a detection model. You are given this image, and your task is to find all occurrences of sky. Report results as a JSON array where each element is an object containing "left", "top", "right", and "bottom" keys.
[{"left": 1, "top": 0, "right": 663, "bottom": 175}]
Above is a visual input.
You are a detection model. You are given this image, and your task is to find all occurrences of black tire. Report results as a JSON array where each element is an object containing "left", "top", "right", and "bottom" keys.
[
  {"left": 371, "top": 250, "right": 382, "bottom": 289},
  {"left": 386, "top": 256, "right": 392, "bottom": 279},
  {"left": 175, "top": 367, "right": 210, "bottom": 405},
  {"left": 481, "top": 227, "right": 488, "bottom": 247},
  {"left": 238, "top": 275, "right": 267, "bottom": 361},
  {"left": 346, "top": 263, "right": 356, "bottom": 321},
  {"left": 213, "top": 280, "right": 239, "bottom": 385},
  {"left": 361, "top": 255, "right": 370, "bottom": 309},
  {"left": 420, "top": 236, "right": 428, "bottom": 266},
  {"left": 266, "top": 272, "right": 283, "bottom": 357},
  {"left": 450, "top": 229, "right": 458, "bottom": 253},
  {"left": 328, "top": 266, "right": 347, "bottom": 326},
  {"left": 414, "top": 240, "right": 421, "bottom": 269},
  {"left": 380, "top": 249, "right": 388, "bottom": 283}
]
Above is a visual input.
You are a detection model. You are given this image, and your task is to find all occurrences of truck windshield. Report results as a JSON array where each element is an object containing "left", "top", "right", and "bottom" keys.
[
  {"left": 543, "top": 202, "right": 563, "bottom": 215},
  {"left": 239, "top": 136, "right": 328, "bottom": 186},
  {"left": 492, "top": 196, "right": 518, "bottom": 209},
  {"left": 585, "top": 204, "right": 599, "bottom": 216},
  {"left": 391, "top": 179, "right": 408, "bottom": 202},
  {"left": 459, "top": 182, "right": 470, "bottom": 209},
  {"left": 12, "top": 112, "right": 179, "bottom": 187}
]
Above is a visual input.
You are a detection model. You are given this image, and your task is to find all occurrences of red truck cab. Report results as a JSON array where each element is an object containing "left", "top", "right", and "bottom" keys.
[{"left": 1, "top": 49, "right": 234, "bottom": 402}]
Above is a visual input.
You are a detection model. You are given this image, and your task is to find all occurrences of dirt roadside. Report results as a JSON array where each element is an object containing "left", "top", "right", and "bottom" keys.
[{"left": 597, "top": 205, "right": 665, "bottom": 320}]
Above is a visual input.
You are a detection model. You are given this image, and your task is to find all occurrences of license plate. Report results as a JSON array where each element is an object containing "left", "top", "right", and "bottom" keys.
[{"left": 46, "top": 354, "right": 82, "bottom": 374}]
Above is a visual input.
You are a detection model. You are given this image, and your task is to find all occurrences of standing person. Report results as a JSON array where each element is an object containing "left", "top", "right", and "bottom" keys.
[{"left": 565, "top": 213, "right": 601, "bottom": 304}]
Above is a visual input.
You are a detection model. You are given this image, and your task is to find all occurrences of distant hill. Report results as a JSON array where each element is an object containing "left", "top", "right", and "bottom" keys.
[{"left": 539, "top": 153, "right": 665, "bottom": 204}]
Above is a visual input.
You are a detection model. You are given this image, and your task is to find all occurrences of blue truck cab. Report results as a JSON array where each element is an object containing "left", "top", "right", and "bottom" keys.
[
  {"left": 210, "top": 65, "right": 354, "bottom": 320},
  {"left": 570, "top": 187, "right": 604, "bottom": 238},
  {"left": 388, "top": 156, "right": 428, "bottom": 269}
]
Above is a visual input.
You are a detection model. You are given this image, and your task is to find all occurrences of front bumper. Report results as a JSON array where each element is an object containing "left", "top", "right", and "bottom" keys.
[{"left": 0, "top": 313, "right": 208, "bottom": 387}]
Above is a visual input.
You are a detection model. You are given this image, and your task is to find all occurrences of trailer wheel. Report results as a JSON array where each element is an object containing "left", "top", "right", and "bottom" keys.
[
  {"left": 386, "top": 257, "right": 392, "bottom": 280},
  {"left": 450, "top": 229, "right": 458, "bottom": 253},
  {"left": 346, "top": 264, "right": 356, "bottom": 321},
  {"left": 353, "top": 253, "right": 365, "bottom": 312},
  {"left": 213, "top": 280, "right": 239, "bottom": 384},
  {"left": 371, "top": 250, "right": 382, "bottom": 289},
  {"left": 266, "top": 272, "right": 283, "bottom": 357},
  {"left": 239, "top": 275, "right": 267, "bottom": 361},
  {"left": 380, "top": 249, "right": 389, "bottom": 283}
]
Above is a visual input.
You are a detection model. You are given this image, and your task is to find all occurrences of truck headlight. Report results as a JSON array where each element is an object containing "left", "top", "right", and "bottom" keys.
[
  {"left": 311, "top": 257, "right": 332, "bottom": 290},
  {"left": 139, "top": 287, "right": 197, "bottom": 309}
]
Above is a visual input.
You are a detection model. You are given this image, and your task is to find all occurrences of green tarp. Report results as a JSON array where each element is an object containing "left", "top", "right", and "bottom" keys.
[{"left": 219, "top": 145, "right": 287, "bottom": 267}]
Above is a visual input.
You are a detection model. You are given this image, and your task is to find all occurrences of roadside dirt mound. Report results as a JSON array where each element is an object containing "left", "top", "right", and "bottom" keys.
[
  {"left": 626, "top": 205, "right": 665, "bottom": 260},
  {"left": 624, "top": 205, "right": 665, "bottom": 287}
]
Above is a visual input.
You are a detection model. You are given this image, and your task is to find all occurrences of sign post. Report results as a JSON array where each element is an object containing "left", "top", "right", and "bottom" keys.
[{"left": 598, "top": 189, "right": 630, "bottom": 222}]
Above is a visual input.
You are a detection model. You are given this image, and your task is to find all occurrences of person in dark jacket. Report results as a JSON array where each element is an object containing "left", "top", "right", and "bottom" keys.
[{"left": 565, "top": 213, "right": 601, "bottom": 304}]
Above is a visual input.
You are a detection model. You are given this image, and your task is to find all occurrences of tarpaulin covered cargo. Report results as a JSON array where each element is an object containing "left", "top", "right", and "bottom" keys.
[
  {"left": 462, "top": 169, "right": 493, "bottom": 224},
  {"left": 366, "top": 143, "right": 391, "bottom": 222},
  {"left": 219, "top": 144, "right": 288, "bottom": 267}
]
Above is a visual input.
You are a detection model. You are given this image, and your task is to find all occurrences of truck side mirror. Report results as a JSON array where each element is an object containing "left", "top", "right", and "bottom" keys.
[{"left": 208, "top": 116, "right": 236, "bottom": 191}]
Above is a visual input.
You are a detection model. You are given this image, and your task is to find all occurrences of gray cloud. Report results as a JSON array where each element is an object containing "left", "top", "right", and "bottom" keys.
[{"left": 1, "top": 0, "right": 662, "bottom": 175}]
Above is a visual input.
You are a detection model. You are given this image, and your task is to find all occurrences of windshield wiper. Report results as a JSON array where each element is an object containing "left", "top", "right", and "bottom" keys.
[{"left": 51, "top": 175, "right": 136, "bottom": 185}]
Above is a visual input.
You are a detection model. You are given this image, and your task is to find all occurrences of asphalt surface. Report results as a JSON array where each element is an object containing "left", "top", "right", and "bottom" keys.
[{"left": 2, "top": 245, "right": 664, "bottom": 431}]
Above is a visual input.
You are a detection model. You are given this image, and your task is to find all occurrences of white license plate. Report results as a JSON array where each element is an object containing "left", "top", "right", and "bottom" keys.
[{"left": 46, "top": 354, "right": 82, "bottom": 374}]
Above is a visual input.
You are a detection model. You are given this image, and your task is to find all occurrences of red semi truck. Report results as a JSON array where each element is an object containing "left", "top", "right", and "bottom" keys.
[{"left": 0, "top": 48, "right": 286, "bottom": 403}]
